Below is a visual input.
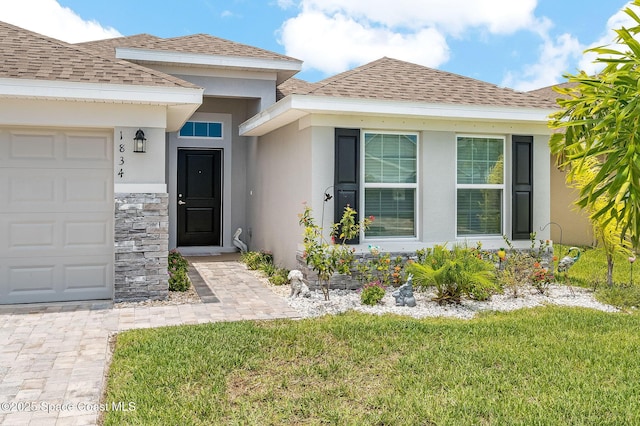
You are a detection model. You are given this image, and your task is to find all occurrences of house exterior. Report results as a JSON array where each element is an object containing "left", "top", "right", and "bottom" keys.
[
  {"left": 529, "top": 83, "right": 595, "bottom": 247},
  {"left": 0, "top": 21, "right": 557, "bottom": 305}
]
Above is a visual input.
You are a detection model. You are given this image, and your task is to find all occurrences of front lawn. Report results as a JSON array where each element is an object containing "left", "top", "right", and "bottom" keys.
[{"left": 102, "top": 308, "right": 640, "bottom": 425}]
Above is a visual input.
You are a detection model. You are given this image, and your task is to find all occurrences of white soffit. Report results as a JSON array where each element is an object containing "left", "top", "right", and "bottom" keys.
[{"left": 239, "top": 95, "right": 557, "bottom": 136}]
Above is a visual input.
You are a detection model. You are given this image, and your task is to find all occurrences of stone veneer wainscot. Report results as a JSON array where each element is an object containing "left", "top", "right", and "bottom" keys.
[{"left": 114, "top": 193, "right": 169, "bottom": 302}]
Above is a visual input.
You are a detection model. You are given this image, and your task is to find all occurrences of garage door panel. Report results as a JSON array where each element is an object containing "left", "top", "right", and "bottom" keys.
[
  {"left": 9, "top": 133, "right": 56, "bottom": 160},
  {"left": 9, "top": 265, "right": 56, "bottom": 292},
  {"left": 1, "top": 256, "right": 113, "bottom": 304},
  {"left": 65, "top": 134, "right": 111, "bottom": 162},
  {"left": 0, "top": 213, "right": 113, "bottom": 257},
  {"left": 0, "top": 130, "right": 112, "bottom": 169},
  {"left": 0, "top": 168, "right": 112, "bottom": 213},
  {"left": 0, "top": 127, "right": 114, "bottom": 304}
]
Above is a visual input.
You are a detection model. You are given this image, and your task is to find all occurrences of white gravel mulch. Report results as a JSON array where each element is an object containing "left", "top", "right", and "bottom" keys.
[{"left": 266, "top": 281, "right": 618, "bottom": 320}]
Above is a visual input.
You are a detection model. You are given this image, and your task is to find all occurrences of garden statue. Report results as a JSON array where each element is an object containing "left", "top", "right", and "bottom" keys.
[
  {"left": 233, "top": 227, "right": 248, "bottom": 253},
  {"left": 557, "top": 246, "right": 581, "bottom": 295},
  {"left": 288, "top": 270, "right": 311, "bottom": 298},
  {"left": 392, "top": 274, "right": 416, "bottom": 307},
  {"left": 558, "top": 247, "right": 581, "bottom": 272}
]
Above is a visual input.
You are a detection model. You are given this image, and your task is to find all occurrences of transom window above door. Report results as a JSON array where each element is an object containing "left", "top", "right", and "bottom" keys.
[
  {"left": 179, "top": 121, "right": 223, "bottom": 138},
  {"left": 363, "top": 132, "right": 418, "bottom": 239}
]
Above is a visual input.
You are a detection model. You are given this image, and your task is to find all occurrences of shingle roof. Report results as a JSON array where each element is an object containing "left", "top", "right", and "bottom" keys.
[
  {"left": 529, "top": 81, "right": 576, "bottom": 104},
  {"left": 0, "top": 21, "right": 198, "bottom": 88},
  {"left": 276, "top": 77, "right": 318, "bottom": 100},
  {"left": 78, "top": 33, "right": 301, "bottom": 63},
  {"left": 75, "top": 34, "right": 163, "bottom": 57},
  {"left": 283, "top": 57, "right": 557, "bottom": 109}
]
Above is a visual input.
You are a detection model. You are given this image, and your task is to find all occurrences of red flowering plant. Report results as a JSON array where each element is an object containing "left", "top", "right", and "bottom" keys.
[
  {"left": 299, "top": 205, "right": 372, "bottom": 300},
  {"left": 529, "top": 261, "right": 554, "bottom": 295}
]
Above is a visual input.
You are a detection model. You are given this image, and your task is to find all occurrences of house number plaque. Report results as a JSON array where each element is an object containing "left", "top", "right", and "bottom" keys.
[{"left": 117, "top": 131, "right": 126, "bottom": 178}]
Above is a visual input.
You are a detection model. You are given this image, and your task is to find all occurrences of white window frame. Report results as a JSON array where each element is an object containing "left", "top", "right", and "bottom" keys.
[
  {"left": 177, "top": 121, "right": 224, "bottom": 139},
  {"left": 455, "top": 134, "right": 506, "bottom": 238},
  {"left": 360, "top": 130, "right": 419, "bottom": 241}
]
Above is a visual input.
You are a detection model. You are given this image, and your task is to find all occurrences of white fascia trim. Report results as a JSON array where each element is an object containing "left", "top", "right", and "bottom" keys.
[
  {"left": 116, "top": 47, "right": 302, "bottom": 72},
  {"left": 240, "top": 94, "right": 556, "bottom": 136},
  {"left": 0, "top": 78, "right": 204, "bottom": 105}
]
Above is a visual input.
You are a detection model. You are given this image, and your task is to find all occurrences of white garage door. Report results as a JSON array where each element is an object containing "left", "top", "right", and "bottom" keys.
[{"left": 0, "top": 128, "right": 114, "bottom": 304}]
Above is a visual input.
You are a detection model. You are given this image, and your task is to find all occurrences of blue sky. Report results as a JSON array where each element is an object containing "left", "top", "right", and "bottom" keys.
[{"left": 0, "top": 0, "right": 633, "bottom": 90}]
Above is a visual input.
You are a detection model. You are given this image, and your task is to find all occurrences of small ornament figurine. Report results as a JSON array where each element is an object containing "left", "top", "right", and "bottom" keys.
[{"left": 392, "top": 273, "right": 416, "bottom": 307}]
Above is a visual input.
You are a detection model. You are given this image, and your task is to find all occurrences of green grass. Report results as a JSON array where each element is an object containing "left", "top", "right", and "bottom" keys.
[
  {"left": 554, "top": 244, "right": 640, "bottom": 308},
  {"left": 102, "top": 308, "right": 640, "bottom": 425},
  {"left": 555, "top": 244, "right": 638, "bottom": 288}
]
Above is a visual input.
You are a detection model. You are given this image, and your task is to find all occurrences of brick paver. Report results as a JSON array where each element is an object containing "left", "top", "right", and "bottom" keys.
[{"left": 0, "top": 259, "right": 298, "bottom": 425}]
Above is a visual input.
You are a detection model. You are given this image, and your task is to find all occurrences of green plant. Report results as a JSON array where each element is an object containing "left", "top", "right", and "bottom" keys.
[
  {"left": 529, "top": 262, "right": 554, "bottom": 295},
  {"left": 407, "top": 244, "right": 497, "bottom": 304},
  {"left": 241, "top": 251, "right": 273, "bottom": 270},
  {"left": 259, "top": 261, "right": 277, "bottom": 277},
  {"left": 549, "top": 0, "right": 640, "bottom": 250},
  {"left": 360, "top": 281, "right": 386, "bottom": 305},
  {"left": 299, "top": 204, "right": 372, "bottom": 300},
  {"left": 268, "top": 267, "right": 290, "bottom": 286},
  {"left": 168, "top": 250, "right": 190, "bottom": 292}
]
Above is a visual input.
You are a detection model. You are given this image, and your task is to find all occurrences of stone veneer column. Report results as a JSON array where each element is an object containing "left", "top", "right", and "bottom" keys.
[{"left": 114, "top": 193, "right": 169, "bottom": 302}]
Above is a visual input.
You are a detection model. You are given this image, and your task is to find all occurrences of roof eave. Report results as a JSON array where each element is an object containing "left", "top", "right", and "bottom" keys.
[
  {"left": 239, "top": 94, "right": 556, "bottom": 136},
  {"left": 116, "top": 47, "right": 302, "bottom": 84},
  {"left": 0, "top": 77, "right": 203, "bottom": 105}
]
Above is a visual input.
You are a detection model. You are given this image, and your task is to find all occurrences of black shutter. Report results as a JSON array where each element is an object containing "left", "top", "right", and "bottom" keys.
[
  {"left": 334, "top": 128, "right": 360, "bottom": 244},
  {"left": 512, "top": 135, "right": 533, "bottom": 239}
]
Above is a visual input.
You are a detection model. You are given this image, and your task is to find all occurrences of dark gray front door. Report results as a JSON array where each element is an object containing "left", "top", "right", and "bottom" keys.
[{"left": 177, "top": 149, "right": 222, "bottom": 246}]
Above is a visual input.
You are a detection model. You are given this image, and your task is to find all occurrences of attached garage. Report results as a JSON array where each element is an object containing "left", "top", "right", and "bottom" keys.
[{"left": 0, "top": 128, "right": 114, "bottom": 304}]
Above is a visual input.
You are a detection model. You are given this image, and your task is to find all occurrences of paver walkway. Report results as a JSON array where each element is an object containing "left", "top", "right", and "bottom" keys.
[{"left": 0, "top": 258, "right": 298, "bottom": 425}]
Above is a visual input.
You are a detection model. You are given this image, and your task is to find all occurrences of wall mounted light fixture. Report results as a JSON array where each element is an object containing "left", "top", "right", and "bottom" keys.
[{"left": 133, "top": 129, "right": 146, "bottom": 153}]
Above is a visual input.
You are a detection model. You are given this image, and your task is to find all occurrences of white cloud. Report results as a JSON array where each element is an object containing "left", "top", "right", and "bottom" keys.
[
  {"left": 278, "top": 0, "right": 539, "bottom": 78},
  {"left": 0, "top": 0, "right": 121, "bottom": 43},
  {"left": 500, "top": 2, "right": 640, "bottom": 91},
  {"left": 297, "top": 0, "right": 538, "bottom": 34},
  {"left": 502, "top": 32, "right": 582, "bottom": 91},
  {"left": 280, "top": 11, "right": 449, "bottom": 75},
  {"left": 578, "top": 2, "right": 637, "bottom": 76}
]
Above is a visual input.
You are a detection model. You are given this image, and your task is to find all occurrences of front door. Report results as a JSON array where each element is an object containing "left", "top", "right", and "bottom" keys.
[{"left": 177, "top": 149, "right": 222, "bottom": 246}]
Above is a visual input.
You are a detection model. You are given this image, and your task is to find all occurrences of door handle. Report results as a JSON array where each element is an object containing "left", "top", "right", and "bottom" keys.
[{"left": 178, "top": 200, "right": 186, "bottom": 205}]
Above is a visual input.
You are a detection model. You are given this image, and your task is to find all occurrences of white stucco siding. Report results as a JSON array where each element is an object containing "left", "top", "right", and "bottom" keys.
[
  {"left": 422, "top": 130, "right": 457, "bottom": 242},
  {"left": 532, "top": 134, "right": 551, "bottom": 240},
  {"left": 247, "top": 121, "right": 313, "bottom": 269}
]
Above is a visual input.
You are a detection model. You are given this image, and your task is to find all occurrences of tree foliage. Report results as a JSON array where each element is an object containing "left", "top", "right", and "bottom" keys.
[{"left": 549, "top": 0, "right": 640, "bottom": 250}]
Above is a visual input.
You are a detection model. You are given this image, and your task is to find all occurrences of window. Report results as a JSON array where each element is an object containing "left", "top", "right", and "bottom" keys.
[
  {"left": 456, "top": 136, "right": 504, "bottom": 236},
  {"left": 179, "top": 121, "right": 223, "bottom": 138},
  {"left": 363, "top": 132, "right": 417, "bottom": 238}
]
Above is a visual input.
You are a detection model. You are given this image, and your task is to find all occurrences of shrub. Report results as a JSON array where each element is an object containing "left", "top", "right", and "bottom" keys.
[
  {"left": 269, "top": 268, "right": 290, "bottom": 286},
  {"left": 299, "top": 205, "right": 372, "bottom": 300},
  {"left": 168, "top": 250, "right": 190, "bottom": 292},
  {"left": 241, "top": 251, "right": 290, "bottom": 285},
  {"left": 360, "top": 281, "right": 386, "bottom": 306},
  {"left": 259, "top": 261, "right": 277, "bottom": 277},
  {"left": 241, "top": 251, "right": 273, "bottom": 270},
  {"left": 407, "top": 244, "right": 497, "bottom": 304}
]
